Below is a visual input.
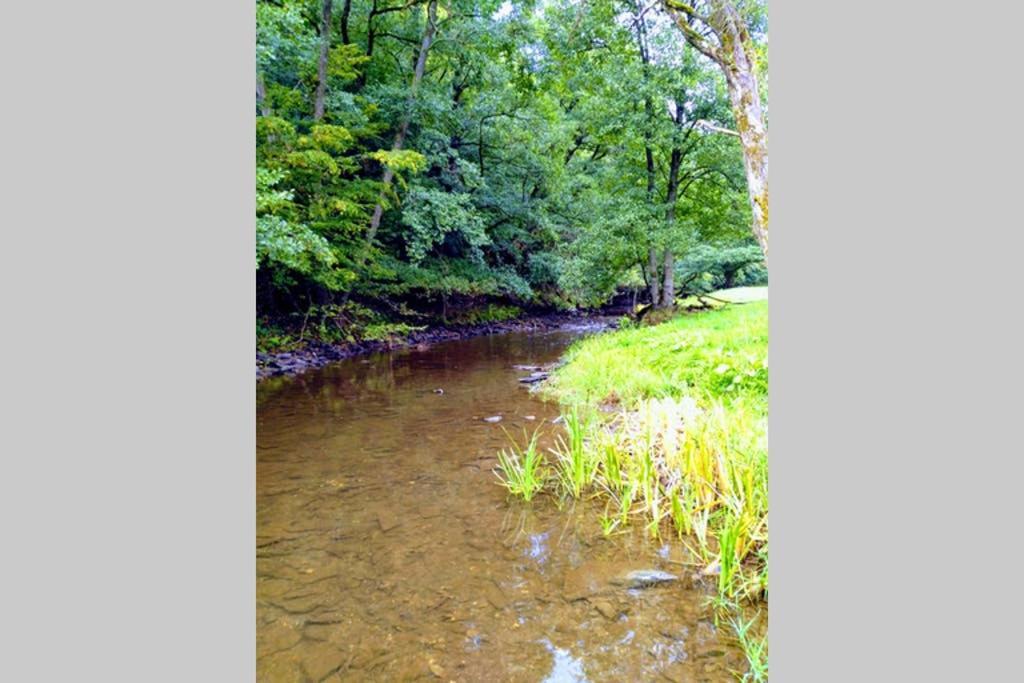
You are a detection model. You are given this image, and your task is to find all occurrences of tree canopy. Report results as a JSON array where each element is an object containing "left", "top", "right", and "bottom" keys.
[{"left": 256, "top": 0, "right": 767, "bottom": 342}]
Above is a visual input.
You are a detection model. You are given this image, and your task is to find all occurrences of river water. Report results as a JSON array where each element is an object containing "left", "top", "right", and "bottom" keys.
[{"left": 257, "top": 325, "right": 746, "bottom": 682}]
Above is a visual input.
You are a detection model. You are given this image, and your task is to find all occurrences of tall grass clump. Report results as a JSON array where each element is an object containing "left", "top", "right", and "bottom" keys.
[
  {"left": 494, "top": 426, "right": 547, "bottom": 502},
  {"left": 550, "top": 407, "right": 599, "bottom": 498}
]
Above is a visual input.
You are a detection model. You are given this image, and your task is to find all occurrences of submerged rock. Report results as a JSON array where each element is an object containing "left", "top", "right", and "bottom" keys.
[
  {"left": 483, "top": 581, "right": 509, "bottom": 610},
  {"left": 591, "top": 598, "right": 622, "bottom": 620},
  {"left": 377, "top": 511, "right": 402, "bottom": 532},
  {"left": 611, "top": 569, "right": 679, "bottom": 589}
]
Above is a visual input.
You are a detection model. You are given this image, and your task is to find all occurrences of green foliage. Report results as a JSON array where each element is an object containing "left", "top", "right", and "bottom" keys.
[
  {"left": 256, "top": 215, "right": 336, "bottom": 275},
  {"left": 310, "top": 124, "right": 355, "bottom": 155},
  {"left": 367, "top": 149, "right": 427, "bottom": 174},
  {"left": 360, "top": 321, "right": 426, "bottom": 343},
  {"left": 494, "top": 426, "right": 548, "bottom": 502},
  {"left": 256, "top": 319, "right": 300, "bottom": 353},
  {"left": 676, "top": 244, "right": 767, "bottom": 296},
  {"left": 400, "top": 186, "right": 487, "bottom": 262},
  {"left": 255, "top": 0, "right": 766, "bottom": 407},
  {"left": 327, "top": 44, "right": 370, "bottom": 83},
  {"left": 256, "top": 0, "right": 316, "bottom": 85},
  {"left": 450, "top": 304, "right": 521, "bottom": 325}
]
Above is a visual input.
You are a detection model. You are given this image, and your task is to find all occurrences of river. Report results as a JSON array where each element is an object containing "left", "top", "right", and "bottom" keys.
[{"left": 257, "top": 325, "right": 745, "bottom": 681}]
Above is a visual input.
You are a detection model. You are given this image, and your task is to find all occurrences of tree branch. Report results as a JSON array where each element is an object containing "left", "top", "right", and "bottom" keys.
[{"left": 695, "top": 119, "right": 740, "bottom": 137}]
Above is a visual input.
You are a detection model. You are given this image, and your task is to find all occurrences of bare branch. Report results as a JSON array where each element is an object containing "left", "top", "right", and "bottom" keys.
[{"left": 695, "top": 119, "right": 740, "bottom": 137}]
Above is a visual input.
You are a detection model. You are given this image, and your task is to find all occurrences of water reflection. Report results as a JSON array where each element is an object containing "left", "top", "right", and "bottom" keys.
[
  {"left": 527, "top": 531, "right": 550, "bottom": 565},
  {"left": 539, "top": 638, "right": 588, "bottom": 683}
]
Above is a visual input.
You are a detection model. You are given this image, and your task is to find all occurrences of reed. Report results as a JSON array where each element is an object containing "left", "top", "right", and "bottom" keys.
[
  {"left": 550, "top": 407, "right": 598, "bottom": 499},
  {"left": 493, "top": 425, "right": 547, "bottom": 502}
]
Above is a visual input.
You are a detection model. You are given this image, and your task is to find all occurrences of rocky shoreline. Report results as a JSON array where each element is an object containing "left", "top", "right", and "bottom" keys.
[{"left": 256, "top": 313, "right": 619, "bottom": 381}]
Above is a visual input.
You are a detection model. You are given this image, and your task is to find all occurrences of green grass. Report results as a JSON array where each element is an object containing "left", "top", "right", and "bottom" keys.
[
  {"left": 731, "top": 612, "right": 769, "bottom": 682},
  {"left": 543, "top": 299, "right": 767, "bottom": 409},
  {"left": 494, "top": 426, "right": 547, "bottom": 502},
  {"left": 529, "top": 298, "right": 768, "bottom": 678},
  {"left": 550, "top": 407, "right": 597, "bottom": 499}
]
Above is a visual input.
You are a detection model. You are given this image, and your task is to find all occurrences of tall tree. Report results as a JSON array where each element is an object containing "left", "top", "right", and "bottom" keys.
[
  {"left": 631, "top": 0, "right": 663, "bottom": 307},
  {"left": 663, "top": 0, "right": 768, "bottom": 259},
  {"left": 366, "top": 0, "right": 438, "bottom": 242},
  {"left": 314, "top": 0, "right": 334, "bottom": 120}
]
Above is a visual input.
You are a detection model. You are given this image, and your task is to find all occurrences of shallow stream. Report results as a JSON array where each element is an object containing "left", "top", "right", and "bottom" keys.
[{"left": 257, "top": 325, "right": 746, "bottom": 682}]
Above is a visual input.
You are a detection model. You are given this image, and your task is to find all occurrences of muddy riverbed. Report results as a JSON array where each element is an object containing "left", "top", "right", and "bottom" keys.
[{"left": 257, "top": 324, "right": 747, "bottom": 682}]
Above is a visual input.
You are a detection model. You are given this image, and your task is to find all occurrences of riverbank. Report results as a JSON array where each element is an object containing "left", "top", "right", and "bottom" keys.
[
  {"left": 496, "top": 288, "right": 769, "bottom": 679},
  {"left": 256, "top": 312, "right": 618, "bottom": 381}
]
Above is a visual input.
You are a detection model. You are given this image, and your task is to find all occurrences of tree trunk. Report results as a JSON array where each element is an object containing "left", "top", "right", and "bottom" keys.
[
  {"left": 723, "top": 267, "right": 736, "bottom": 289},
  {"left": 633, "top": 1, "right": 662, "bottom": 307},
  {"left": 366, "top": 0, "right": 437, "bottom": 242},
  {"left": 340, "top": 0, "right": 352, "bottom": 45},
  {"left": 722, "top": 47, "right": 768, "bottom": 259},
  {"left": 314, "top": 0, "right": 334, "bottom": 121},
  {"left": 662, "top": 250, "right": 675, "bottom": 307},
  {"left": 657, "top": 147, "right": 683, "bottom": 308},
  {"left": 647, "top": 247, "right": 661, "bottom": 306},
  {"left": 256, "top": 72, "right": 269, "bottom": 116},
  {"left": 665, "top": 0, "right": 769, "bottom": 260}
]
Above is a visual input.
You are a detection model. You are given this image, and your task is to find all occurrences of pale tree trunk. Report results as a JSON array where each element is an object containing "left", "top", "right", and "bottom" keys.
[
  {"left": 665, "top": 0, "right": 768, "bottom": 260},
  {"left": 366, "top": 0, "right": 437, "bottom": 240},
  {"left": 658, "top": 146, "right": 683, "bottom": 308},
  {"left": 314, "top": 0, "right": 334, "bottom": 121},
  {"left": 634, "top": 1, "right": 662, "bottom": 307},
  {"left": 720, "top": 11, "right": 768, "bottom": 258},
  {"left": 662, "top": 249, "right": 675, "bottom": 307},
  {"left": 256, "top": 72, "right": 269, "bottom": 116},
  {"left": 647, "top": 248, "right": 661, "bottom": 306}
]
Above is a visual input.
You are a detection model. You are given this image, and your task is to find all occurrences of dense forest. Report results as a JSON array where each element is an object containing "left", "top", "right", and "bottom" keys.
[{"left": 257, "top": 0, "right": 767, "bottom": 348}]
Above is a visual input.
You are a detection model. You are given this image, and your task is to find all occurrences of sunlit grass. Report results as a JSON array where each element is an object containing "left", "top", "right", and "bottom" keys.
[
  {"left": 494, "top": 425, "right": 547, "bottom": 502},
  {"left": 550, "top": 407, "right": 598, "bottom": 499},
  {"left": 541, "top": 300, "right": 767, "bottom": 409}
]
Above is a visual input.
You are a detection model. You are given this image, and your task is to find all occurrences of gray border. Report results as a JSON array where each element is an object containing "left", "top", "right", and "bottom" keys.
[
  {"left": 4, "top": 0, "right": 1023, "bottom": 680},
  {"left": 773, "top": 0, "right": 1022, "bottom": 679},
  {"left": 2, "top": 1, "right": 254, "bottom": 679}
]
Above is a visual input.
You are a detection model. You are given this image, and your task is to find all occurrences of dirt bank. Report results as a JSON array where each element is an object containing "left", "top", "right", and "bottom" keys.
[{"left": 256, "top": 313, "right": 618, "bottom": 381}]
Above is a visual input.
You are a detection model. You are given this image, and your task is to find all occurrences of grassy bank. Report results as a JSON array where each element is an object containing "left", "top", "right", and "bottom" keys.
[{"left": 495, "top": 289, "right": 768, "bottom": 679}]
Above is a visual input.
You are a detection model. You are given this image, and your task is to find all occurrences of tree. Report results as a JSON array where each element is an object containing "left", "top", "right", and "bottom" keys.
[
  {"left": 314, "top": 0, "right": 334, "bottom": 120},
  {"left": 366, "top": 0, "right": 438, "bottom": 248},
  {"left": 255, "top": 0, "right": 763, "bottom": 341},
  {"left": 663, "top": 0, "right": 768, "bottom": 259}
]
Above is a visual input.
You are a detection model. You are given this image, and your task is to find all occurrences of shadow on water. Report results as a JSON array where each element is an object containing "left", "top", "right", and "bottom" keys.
[{"left": 257, "top": 326, "right": 745, "bottom": 682}]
